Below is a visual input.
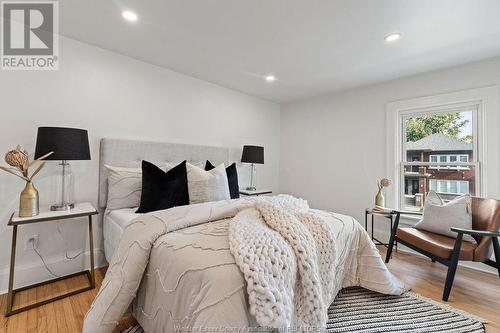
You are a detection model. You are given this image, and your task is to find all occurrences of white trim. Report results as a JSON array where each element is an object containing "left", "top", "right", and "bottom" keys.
[
  {"left": 400, "top": 214, "right": 422, "bottom": 222},
  {"left": 403, "top": 161, "right": 474, "bottom": 166},
  {"left": 399, "top": 104, "right": 479, "bottom": 209},
  {"left": 386, "top": 85, "right": 500, "bottom": 209}
]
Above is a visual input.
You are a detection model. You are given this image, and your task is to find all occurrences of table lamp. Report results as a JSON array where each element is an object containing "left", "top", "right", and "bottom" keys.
[
  {"left": 241, "top": 145, "right": 264, "bottom": 191},
  {"left": 35, "top": 127, "right": 90, "bottom": 211}
]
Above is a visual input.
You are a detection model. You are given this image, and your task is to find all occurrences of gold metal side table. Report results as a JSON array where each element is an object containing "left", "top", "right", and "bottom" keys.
[{"left": 6, "top": 202, "right": 98, "bottom": 316}]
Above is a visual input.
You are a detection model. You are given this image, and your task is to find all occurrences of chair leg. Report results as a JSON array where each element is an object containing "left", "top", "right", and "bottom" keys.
[
  {"left": 493, "top": 237, "right": 500, "bottom": 278},
  {"left": 443, "top": 233, "right": 463, "bottom": 301},
  {"left": 385, "top": 237, "right": 395, "bottom": 263},
  {"left": 385, "top": 213, "right": 400, "bottom": 263}
]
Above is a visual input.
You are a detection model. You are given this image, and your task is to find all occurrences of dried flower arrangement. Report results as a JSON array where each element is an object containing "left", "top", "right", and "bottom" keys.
[
  {"left": 377, "top": 178, "right": 392, "bottom": 191},
  {"left": 1, "top": 145, "right": 53, "bottom": 217},
  {"left": 0, "top": 145, "right": 52, "bottom": 182},
  {"left": 375, "top": 177, "right": 391, "bottom": 208}
]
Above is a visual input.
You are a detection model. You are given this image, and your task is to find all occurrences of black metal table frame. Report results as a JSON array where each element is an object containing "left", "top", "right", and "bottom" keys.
[
  {"left": 6, "top": 210, "right": 97, "bottom": 316},
  {"left": 365, "top": 209, "right": 398, "bottom": 252}
]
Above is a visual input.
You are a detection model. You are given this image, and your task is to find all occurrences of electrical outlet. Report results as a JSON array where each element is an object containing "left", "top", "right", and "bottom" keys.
[{"left": 24, "top": 234, "right": 39, "bottom": 250}]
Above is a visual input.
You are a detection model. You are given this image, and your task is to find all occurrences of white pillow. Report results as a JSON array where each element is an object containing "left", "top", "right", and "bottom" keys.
[
  {"left": 186, "top": 163, "right": 230, "bottom": 204},
  {"left": 105, "top": 163, "right": 168, "bottom": 210},
  {"left": 414, "top": 191, "right": 475, "bottom": 243}
]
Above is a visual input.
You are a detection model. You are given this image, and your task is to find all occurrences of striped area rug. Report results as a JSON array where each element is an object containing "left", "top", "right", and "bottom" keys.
[
  {"left": 327, "top": 287, "right": 484, "bottom": 332},
  {"left": 123, "top": 287, "right": 485, "bottom": 333}
]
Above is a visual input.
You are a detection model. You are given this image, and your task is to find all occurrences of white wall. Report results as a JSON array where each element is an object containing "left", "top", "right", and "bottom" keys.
[
  {"left": 0, "top": 36, "right": 281, "bottom": 292},
  {"left": 280, "top": 57, "right": 500, "bottom": 237},
  {"left": 281, "top": 57, "right": 500, "bottom": 275}
]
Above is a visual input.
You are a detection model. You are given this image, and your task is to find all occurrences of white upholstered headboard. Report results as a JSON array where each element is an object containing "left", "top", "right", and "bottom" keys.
[{"left": 98, "top": 138, "right": 230, "bottom": 208}]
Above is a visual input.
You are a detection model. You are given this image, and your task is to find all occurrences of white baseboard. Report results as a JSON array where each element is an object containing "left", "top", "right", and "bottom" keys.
[{"left": 0, "top": 249, "right": 108, "bottom": 294}]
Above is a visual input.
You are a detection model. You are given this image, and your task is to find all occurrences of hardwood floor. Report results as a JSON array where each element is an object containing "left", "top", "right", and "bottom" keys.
[
  {"left": 0, "top": 249, "right": 498, "bottom": 332},
  {"left": 0, "top": 268, "right": 136, "bottom": 333}
]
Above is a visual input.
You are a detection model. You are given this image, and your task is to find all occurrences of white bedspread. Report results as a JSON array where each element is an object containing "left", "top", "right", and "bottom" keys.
[
  {"left": 103, "top": 208, "right": 142, "bottom": 262},
  {"left": 83, "top": 196, "right": 407, "bottom": 333}
]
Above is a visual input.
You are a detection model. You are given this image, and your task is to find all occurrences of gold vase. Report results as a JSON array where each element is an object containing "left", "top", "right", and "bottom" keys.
[
  {"left": 19, "top": 181, "right": 39, "bottom": 217},
  {"left": 375, "top": 189, "right": 385, "bottom": 208}
]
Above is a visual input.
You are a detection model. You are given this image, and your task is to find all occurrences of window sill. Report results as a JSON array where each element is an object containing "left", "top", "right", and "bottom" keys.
[{"left": 399, "top": 213, "right": 422, "bottom": 225}]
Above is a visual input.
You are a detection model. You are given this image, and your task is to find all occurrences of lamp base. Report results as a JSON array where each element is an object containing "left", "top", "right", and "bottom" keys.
[
  {"left": 245, "top": 186, "right": 257, "bottom": 191},
  {"left": 50, "top": 203, "right": 74, "bottom": 211}
]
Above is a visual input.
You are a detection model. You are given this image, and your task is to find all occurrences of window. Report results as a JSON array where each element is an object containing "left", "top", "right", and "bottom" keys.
[
  {"left": 400, "top": 106, "right": 480, "bottom": 211},
  {"left": 429, "top": 180, "right": 469, "bottom": 195},
  {"left": 387, "top": 86, "right": 497, "bottom": 218},
  {"left": 428, "top": 154, "right": 469, "bottom": 170}
]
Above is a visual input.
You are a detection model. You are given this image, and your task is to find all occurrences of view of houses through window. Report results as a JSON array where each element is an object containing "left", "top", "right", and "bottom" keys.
[{"left": 402, "top": 109, "right": 477, "bottom": 211}]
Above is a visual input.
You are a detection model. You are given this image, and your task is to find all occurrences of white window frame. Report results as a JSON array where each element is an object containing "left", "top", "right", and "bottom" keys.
[
  {"left": 386, "top": 86, "right": 500, "bottom": 216},
  {"left": 399, "top": 105, "right": 479, "bottom": 211}
]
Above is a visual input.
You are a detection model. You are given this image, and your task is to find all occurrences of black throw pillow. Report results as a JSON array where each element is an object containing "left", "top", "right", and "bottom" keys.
[
  {"left": 136, "top": 160, "right": 189, "bottom": 213},
  {"left": 205, "top": 160, "right": 239, "bottom": 199}
]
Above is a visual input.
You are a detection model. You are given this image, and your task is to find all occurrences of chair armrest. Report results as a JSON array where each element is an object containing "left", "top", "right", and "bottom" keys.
[{"left": 450, "top": 227, "right": 500, "bottom": 238}]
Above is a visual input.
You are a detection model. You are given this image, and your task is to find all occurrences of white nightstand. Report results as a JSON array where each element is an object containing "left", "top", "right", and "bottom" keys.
[
  {"left": 6, "top": 202, "right": 98, "bottom": 316},
  {"left": 239, "top": 189, "right": 273, "bottom": 196}
]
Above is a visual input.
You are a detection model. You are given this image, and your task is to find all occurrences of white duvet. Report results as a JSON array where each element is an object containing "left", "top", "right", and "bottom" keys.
[{"left": 83, "top": 195, "right": 406, "bottom": 333}]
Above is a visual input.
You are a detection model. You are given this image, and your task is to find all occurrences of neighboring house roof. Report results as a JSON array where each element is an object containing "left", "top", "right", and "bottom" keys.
[{"left": 406, "top": 133, "right": 472, "bottom": 152}]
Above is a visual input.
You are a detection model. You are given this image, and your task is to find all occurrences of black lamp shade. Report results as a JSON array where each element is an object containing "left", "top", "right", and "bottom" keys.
[
  {"left": 241, "top": 145, "right": 264, "bottom": 164},
  {"left": 35, "top": 127, "right": 91, "bottom": 160}
]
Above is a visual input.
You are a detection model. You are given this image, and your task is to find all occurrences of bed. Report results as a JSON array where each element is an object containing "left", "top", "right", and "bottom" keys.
[
  {"left": 99, "top": 138, "right": 230, "bottom": 262},
  {"left": 85, "top": 138, "right": 407, "bottom": 333},
  {"left": 103, "top": 208, "right": 140, "bottom": 262}
]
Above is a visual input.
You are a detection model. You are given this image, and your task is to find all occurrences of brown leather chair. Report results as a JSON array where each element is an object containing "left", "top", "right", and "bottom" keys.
[{"left": 385, "top": 197, "right": 500, "bottom": 301}]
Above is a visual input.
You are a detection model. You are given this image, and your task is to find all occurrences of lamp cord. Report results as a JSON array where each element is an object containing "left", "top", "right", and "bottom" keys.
[
  {"left": 31, "top": 222, "right": 104, "bottom": 278},
  {"left": 57, "top": 221, "right": 85, "bottom": 260},
  {"left": 33, "top": 246, "right": 61, "bottom": 278}
]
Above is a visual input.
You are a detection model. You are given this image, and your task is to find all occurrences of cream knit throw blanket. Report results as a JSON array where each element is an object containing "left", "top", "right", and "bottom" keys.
[{"left": 229, "top": 196, "right": 336, "bottom": 330}]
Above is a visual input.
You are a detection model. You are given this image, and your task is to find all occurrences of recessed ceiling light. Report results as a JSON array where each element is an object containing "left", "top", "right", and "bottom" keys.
[
  {"left": 265, "top": 75, "right": 276, "bottom": 82},
  {"left": 122, "top": 10, "right": 138, "bottom": 22},
  {"left": 384, "top": 33, "right": 401, "bottom": 42}
]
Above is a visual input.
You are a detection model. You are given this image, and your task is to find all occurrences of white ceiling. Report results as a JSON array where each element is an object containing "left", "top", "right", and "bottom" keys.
[{"left": 60, "top": 0, "right": 500, "bottom": 103}]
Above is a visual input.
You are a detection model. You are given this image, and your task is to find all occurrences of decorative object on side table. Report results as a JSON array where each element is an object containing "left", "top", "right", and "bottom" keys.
[
  {"left": 375, "top": 177, "right": 391, "bottom": 207},
  {"left": 0, "top": 145, "right": 53, "bottom": 217},
  {"left": 35, "top": 127, "right": 91, "bottom": 211},
  {"left": 241, "top": 145, "right": 264, "bottom": 191}
]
